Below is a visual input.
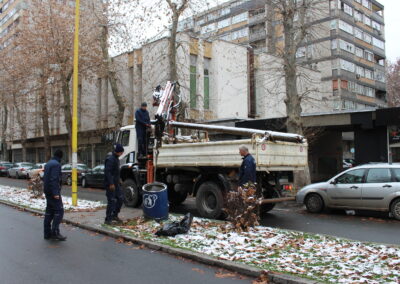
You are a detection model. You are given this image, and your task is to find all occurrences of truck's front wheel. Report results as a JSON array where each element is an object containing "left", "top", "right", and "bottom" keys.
[
  {"left": 196, "top": 181, "right": 224, "bottom": 219},
  {"left": 122, "top": 179, "right": 142, "bottom": 208}
]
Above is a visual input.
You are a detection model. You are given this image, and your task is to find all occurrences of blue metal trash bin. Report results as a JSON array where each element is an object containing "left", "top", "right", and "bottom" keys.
[{"left": 142, "top": 182, "right": 169, "bottom": 220}]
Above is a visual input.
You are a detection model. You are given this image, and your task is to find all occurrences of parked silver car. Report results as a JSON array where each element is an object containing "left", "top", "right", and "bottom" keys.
[
  {"left": 7, "top": 162, "right": 34, "bottom": 179},
  {"left": 296, "top": 164, "right": 400, "bottom": 220}
]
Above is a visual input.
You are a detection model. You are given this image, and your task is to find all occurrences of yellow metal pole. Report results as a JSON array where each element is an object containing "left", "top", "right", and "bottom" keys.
[{"left": 72, "top": 0, "right": 80, "bottom": 206}]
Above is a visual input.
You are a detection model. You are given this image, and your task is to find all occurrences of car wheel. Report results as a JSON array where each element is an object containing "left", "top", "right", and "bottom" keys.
[
  {"left": 196, "top": 181, "right": 224, "bottom": 219},
  {"left": 82, "top": 178, "right": 88, "bottom": 188},
  {"left": 305, "top": 193, "right": 324, "bottom": 213},
  {"left": 16, "top": 172, "right": 19, "bottom": 179},
  {"left": 7, "top": 172, "right": 11, "bottom": 178},
  {"left": 390, "top": 199, "right": 400, "bottom": 221},
  {"left": 67, "top": 176, "right": 72, "bottom": 186},
  {"left": 122, "top": 179, "right": 142, "bottom": 208}
]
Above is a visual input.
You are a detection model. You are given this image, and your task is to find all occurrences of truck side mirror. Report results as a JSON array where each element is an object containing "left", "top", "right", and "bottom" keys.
[{"left": 330, "top": 179, "right": 337, "bottom": 185}]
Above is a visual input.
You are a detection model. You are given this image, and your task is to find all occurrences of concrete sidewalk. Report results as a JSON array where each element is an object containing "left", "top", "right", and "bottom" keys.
[{"left": 0, "top": 199, "right": 318, "bottom": 284}]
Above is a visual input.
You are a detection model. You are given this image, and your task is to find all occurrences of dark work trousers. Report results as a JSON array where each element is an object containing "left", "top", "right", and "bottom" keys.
[
  {"left": 105, "top": 185, "right": 124, "bottom": 221},
  {"left": 137, "top": 132, "right": 147, "bottom": 157},
  {"left": 44, "top": 195, "right": 64, "bottom": 237}
]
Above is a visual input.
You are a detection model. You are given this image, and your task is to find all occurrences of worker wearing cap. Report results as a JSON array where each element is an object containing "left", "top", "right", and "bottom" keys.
[
  {"left": 238, "top": 145, "right": 256, "bottom": 186},
  {"left": 135, "top": 102, "right": 151, "bottom": 158},
  {"left": 104, "top": 144, "right": 124, "bottom": 225}
]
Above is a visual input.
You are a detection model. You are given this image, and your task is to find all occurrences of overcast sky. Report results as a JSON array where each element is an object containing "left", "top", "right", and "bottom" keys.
[{"left": 378, "top": 0, "right": 400, "bottom": 62}]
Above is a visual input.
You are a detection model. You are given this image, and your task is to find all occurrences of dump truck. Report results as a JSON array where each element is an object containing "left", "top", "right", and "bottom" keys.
[{"left": 117, "top": 82, "right": 308, "bottom": 219}]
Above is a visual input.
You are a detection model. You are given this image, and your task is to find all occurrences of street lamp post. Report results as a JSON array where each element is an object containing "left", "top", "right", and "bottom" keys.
[{"left": 72, "top": 0, "right": 80, "bottom": 206}]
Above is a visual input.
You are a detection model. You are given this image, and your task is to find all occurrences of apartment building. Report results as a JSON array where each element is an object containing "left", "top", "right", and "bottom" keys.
[
  {"left": 179, "top": 0, "right": 387, "bottom": 113},
  {"left": 0, "top": 0, "right": 23, "bottom": 50}
]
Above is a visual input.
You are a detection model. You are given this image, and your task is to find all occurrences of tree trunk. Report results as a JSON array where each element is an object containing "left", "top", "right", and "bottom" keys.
[
  {"left": 61, "top": 70, "right": 73, "bottom": 161},
  {"left": 282, "top": 10, "right": 310, "bottom": 188},
  {"left": 40, "top": 74, "right": 52, "bottom": 161},
  {"left": 1, "top": 103, "right": 9, "bottom": 161},
  {"left": 100, "top": 26, "right": 125, "bottom": 128},
  {"left": 12, "top": 90, "right": 28, "bottom": 161},
  {"left": 168, "top": 13, "right": 179, "bottom": 82}
]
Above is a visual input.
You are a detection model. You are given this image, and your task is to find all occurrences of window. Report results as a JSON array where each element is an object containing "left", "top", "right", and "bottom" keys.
[
  {"left": 362, "top": 0, "right": 371, "bottom": 10},
  {"left": 366, "top": 168, "right": 392, "bottom": 183},
  {"left": 190, "top": 65, "right": 197, "bottom": 108},
  {"left": 364, "top": 50, "right": 373, "bottom": 61},
  {"left": 332, "top": 80, "right": 339, "bottom": 90},
  {"left": 363, "top": 15, "right": 371, "bottom": 26},
  {"left": 218, "top": 18, "right": 231, "bottom": 29},
  {"left": 356, "top": 66, "right": 365, "bottom": 77},
  {"left": 220, "top": 7, "right": 230, "bottom": 17},
  {"left": 343, "top": 3, "right": 353, "bottom": 15},
  {"left": 204, "top": 69, "right": 210, "bottom": 110},
  {"left": 339, "top": 40, "right": 355, "bottom": 53},
  {"left": 354, "top": 10, "right": 362, "bottom": 22},
  {"left": 365, "top": 69, "right": 374, "bottom": 80},
  {"left": 373, "top": 37, "right": 384, "bottom": 49},
  {"left": 372, "top": 21, "right": 381, "bottom": 31},
  {"left": 392, "top": 169, "right": 400, "bottom": 182},
  {"left": 330, "top": 20, "right": 337, "bottom": 30},
  {"left": 354, "top": 28, "right": 363, "bottom": 39},
  {"left": 340, "top": 59, "right": 355, "bottom": 72},
  {"left": 363, "top": 33, "right": 372, "bottom": 44},
  {"left": 201, "top": 23, "right": 216, "bottom": 34},
  {"left": 232, "top": 12, "right": 247, "bottom": 24},
  {"left": 364, "top": 87, "right": 374, "bottom": 97},
  {"left": 336, "top": 169, "right": 365, "bottom": 184},
  {"left": 331, "top": 39, "right": 337, "bottom": 49},
  {"left": 339, "top": 20, "right": 353, "bottom": 34},
  {"left": 355, "top": 47, "right": 363, "bottom": 58},
  {"left": 231, "top": 28, "right": 248, "bottom": 39},
  {"left": 375, "top": 70, "right": 385, "bottom": 83},
  {"left": 118, "top": 130, "right": 130, "bottom": 147}
]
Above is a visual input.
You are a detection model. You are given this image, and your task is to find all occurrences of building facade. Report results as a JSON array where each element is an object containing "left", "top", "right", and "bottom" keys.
[{"left": 179, "top": 0, "right": 387, "bottom": 112}]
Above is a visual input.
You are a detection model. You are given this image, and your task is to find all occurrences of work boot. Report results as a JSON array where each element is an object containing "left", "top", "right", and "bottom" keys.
[
  {"left": 113, "top": 216, "right": 123, "bottom": 223},
  {"left": 51, "top": 233, "right": 67, "bottom": 241},
  {"left": 44, "top": 234, "right": 52, "bottom": 240},
  {"left": 104, "top": 219, "right": 117, "bottom": 225}
]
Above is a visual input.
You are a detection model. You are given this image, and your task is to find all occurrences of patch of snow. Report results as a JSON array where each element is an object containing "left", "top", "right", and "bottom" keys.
[{"left": 0, "top": 185, "right": 105, "bottom": 211}]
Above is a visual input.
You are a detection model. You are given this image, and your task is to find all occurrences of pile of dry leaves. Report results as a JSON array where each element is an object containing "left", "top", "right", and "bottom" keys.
[{"left": 224, "top": 183, "right": 263, "bottom": 232}]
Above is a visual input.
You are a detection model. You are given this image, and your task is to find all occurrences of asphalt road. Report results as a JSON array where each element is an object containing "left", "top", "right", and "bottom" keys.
[
  {"left": 1, "top": 177, "right": 400, "bottom": 245},
  {"left": 0, "top": 204, "right": 251, "bottom": 284}
]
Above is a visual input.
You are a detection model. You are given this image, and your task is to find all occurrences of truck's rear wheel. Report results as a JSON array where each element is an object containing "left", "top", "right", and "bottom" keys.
[
  {"left": 122, "top": 179, "right": 142, "bottom": 208},
  {"left": 196, "top": 181, "right": 224, "bottom": 219},
  {"left": 260, "top": 188, "right": 280, "bottom": 215}
]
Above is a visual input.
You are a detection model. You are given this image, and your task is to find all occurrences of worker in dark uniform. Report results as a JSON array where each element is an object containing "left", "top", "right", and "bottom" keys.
[
  {"left": 135, "top": 102, "right": 151, "bottom": 158},
  {"left": 43, "top": 149, "right": 66, "bottom": 241},
  {"left": 104, "top": 144, "right": 124, "bottom": 225},
  {"left": 238, "top": 145, "right": 256, "bottom": 186}
]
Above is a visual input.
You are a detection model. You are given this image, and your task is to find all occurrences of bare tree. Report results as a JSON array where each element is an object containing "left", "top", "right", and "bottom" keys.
[
  {"left": 263, "top": 0, "right": 328, "bottom": 186},
  {"left": 387, "top": 59, "right": 400, "bottom": 107}
]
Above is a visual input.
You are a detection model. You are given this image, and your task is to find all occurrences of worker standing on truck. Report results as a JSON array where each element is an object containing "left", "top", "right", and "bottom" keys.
[
  {"left": 104, "top": 144, "right": 124, "bottom": 225},
  {"left": 135, "top": 102, "right": 151, "bottom": 158},
  {"left": 238, "top": 145, "right": 256, "bottom": 186}
]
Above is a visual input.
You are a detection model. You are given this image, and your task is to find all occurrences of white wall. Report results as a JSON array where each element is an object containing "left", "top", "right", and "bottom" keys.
[{"left": 210, "top": 40, "right": 249, "bottom": 119}]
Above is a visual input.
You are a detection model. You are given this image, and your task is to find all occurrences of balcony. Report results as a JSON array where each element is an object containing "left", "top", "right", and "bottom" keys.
[
  {"left": 375, "top": 81, "right": 386, "bottom": 92},
  {"left": 249, "top": 30, "right": 266, "bottom": 42},
  {"left": 373, "top": 46, "right": 385, "bottom": 58},
  {"left": 370, "top": 12, "right": 384, "bottom": 24},
  {"left": 249, "top": 13, "right": 266, "bottom": 26}
]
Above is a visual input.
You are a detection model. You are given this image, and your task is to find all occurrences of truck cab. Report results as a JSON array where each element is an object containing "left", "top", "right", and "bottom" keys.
[{"left": 115, "top": 125, "right": 138, "bottom": 165}]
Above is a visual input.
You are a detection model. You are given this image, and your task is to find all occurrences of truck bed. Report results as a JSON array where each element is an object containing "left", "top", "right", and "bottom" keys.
[{"left": 154, "top": 139, "right": 308, "bottom": 171}]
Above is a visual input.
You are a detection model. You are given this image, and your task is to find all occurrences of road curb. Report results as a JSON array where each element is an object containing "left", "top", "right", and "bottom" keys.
[{"left": 0, "top": 199, "right": 320, "bottom": 284}]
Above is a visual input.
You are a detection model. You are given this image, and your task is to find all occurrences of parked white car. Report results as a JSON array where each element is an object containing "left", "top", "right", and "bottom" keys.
[
  {"left": 7, "top": 162, "right": 34, "bottom": 179},
  {"left": 27, "top": 163, "right": 46, "bottom": 179},
  {"left": 296, "top": 164, "right": 400, "bottom": 220}
]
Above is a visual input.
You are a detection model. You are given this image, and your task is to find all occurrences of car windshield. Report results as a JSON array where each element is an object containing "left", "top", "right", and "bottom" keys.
[
  {"left": 21, "top": 163, "right": 33, "bottom": 167},
  {"left": 77, "top": 164, "right": 88, "bottom": 170},
  {"left": 1, "top": 163, "right": 13, "bottom": 167}
]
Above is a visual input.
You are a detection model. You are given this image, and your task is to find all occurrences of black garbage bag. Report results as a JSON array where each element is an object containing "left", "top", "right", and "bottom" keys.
[{"left": 155, "top": 213, "right": 193, "bottom": 237}]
